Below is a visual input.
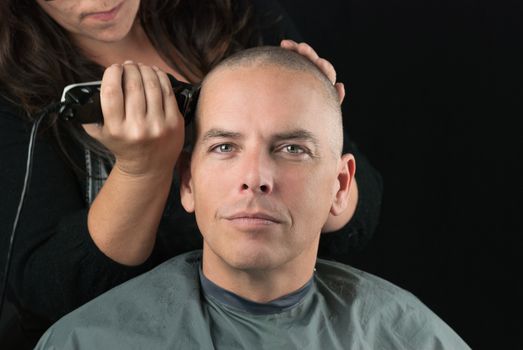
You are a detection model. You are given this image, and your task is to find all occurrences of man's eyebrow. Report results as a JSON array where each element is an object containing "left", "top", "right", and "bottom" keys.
[
  {"left": 200, "top": 128, "right": 320, "bottom": 147},
  {"left": 201, "top": 128, "right": 243, "bottom": 142},
  {"left": 271, "top": 129, "right": 320, "bottom": 147}
]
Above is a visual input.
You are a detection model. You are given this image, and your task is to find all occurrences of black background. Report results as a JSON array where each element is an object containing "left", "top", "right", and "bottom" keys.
[
  {"left": 278, "top": 0, "right": 522, "bottom": 348},
  {"left": 0, "top": 1, "right": 520, "bottom": 348}
]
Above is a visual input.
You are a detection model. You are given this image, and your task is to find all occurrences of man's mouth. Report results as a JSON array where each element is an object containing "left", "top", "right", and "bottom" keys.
[{"left": 225, "top": 212, "right": 282, "bottom": 225}]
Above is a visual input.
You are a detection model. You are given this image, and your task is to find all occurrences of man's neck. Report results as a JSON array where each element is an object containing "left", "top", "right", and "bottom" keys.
[
  {"left": 199, "top": 267, "right": 314, "bottom": 314},
  {"left": 201, "top": 243, "right": 319, "bottom": 303}
]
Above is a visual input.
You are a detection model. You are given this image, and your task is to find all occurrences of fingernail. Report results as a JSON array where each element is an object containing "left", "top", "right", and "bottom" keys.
[
  {"left": 151, "top": 65, "right": 159, "bottom": 71},
  {"left": 123, "top": 60, "right": 134, "bottom": 64}
]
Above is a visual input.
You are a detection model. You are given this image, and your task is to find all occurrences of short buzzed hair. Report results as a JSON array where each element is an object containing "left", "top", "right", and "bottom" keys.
[
  {"left": 193, "top": 46, "right": 344, "bottom": 154},
  {"left": 208, "top": 46, "right": 340, "bottom": 113}
]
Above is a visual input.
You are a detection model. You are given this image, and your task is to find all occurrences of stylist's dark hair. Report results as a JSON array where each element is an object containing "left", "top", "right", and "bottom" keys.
[{"left": 0, "top": 0, "right": 260, "bottom": 160}]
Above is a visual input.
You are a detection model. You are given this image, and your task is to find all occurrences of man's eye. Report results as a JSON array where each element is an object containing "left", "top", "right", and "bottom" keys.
[
  {"left": 211, "top": 144, "right": 234, "bottom": 153},
  {"left": 283, "top": 145, "right": 305, "bottom": 154}
]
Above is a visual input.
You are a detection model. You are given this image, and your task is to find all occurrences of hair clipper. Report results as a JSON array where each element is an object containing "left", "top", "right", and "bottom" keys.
[{"left": 59, "top": 74, "right": 199, "bottom": 124}]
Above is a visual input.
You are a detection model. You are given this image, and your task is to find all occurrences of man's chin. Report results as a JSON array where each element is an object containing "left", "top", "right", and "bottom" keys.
[{"left": 224, "top": 248, "right": 281, "bottom": 272}]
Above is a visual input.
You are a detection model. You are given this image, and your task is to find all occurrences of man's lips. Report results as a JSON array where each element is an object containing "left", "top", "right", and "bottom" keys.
[{"left": 225, "top": 212, "right": 282, "bottom": 224}]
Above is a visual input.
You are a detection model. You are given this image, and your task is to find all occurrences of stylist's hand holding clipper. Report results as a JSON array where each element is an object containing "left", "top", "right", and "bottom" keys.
[{"left": 83, "top": 62, "right": 184, "bottom": 266}]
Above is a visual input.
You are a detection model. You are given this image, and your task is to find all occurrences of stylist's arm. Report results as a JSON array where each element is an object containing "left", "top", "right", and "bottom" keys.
[{"left": 82, "top": 61, "right": 184, "bottom": 265}]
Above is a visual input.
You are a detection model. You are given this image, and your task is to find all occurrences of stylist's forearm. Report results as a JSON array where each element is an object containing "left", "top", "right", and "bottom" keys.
[{"left": 87, "top": 166, "right": 174, "bottom": 265}]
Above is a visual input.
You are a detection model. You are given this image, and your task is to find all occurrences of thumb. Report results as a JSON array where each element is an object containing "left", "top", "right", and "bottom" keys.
[
  {"left": 82, "top": 123, "right": 104, "bottom": 140},
  {"left": 335, "top": 83, "right": 346, "bottom": 105}
]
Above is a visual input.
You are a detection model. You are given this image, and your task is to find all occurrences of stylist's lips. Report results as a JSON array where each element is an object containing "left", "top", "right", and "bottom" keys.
[{"left": 85, "top": 2, "right": 123, "bottom": 21}]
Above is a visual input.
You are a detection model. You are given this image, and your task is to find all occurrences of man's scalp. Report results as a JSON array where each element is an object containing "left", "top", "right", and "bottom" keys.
[{"left": 198, "top": 46, "right": 344, "bottom": 155}]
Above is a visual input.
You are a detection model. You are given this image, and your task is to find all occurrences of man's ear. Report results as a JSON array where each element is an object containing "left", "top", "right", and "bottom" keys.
[
  {"left": 330, "top": 153, "right": 356, "bottom": 216},
  {"left": 179, "top": 152, "right": 195, "bottom": 213}
]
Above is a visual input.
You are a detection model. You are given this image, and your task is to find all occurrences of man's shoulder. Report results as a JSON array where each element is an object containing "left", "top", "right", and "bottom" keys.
[
  {"left": 72, "top": 249, "right": 202, "bottom": 312},
  {"left": 96, "top": 250, "right": 202, "bottom": 299},
  {"left": 315, "top": 259, "right": 470, "bottom": 349},
  {"left": 35, "top": 251, "right": 203, "bottom": 349},
  {"left": 315, "top": 258, "right": 413, "bottom": 303},
  {"left": 315, "top": 258, "right": 422, "bottom": 324}
]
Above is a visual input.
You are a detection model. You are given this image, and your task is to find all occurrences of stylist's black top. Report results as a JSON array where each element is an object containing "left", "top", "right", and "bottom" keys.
[{"left": 0, "top": 0, "right": 382, "bottom": 347}]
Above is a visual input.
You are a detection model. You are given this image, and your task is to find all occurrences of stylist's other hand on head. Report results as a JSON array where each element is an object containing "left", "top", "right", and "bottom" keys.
[
  {"left": 280, "top": 40, "right": 345, "bottom": 104},
  {"left": 83, "top": 61, "right": 184, "bottom": 177}
]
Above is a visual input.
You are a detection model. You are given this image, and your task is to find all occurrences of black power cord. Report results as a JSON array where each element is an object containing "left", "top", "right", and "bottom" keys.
[
  {"left": 0, "top": 102, "right": 66, "bottom": 319},
  {"left": 0, "top": 75, "right": 198, "bottom": 319}
]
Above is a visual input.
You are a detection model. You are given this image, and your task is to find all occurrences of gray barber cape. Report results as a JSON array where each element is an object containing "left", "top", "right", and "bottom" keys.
[{"left": 35, "top": 250, "right": 470, "bottom": 349}]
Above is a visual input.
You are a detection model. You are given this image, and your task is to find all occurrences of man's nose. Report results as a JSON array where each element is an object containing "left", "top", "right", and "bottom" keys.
[{"left": 238, "top": 151, "right": 274, "bottom": 195}]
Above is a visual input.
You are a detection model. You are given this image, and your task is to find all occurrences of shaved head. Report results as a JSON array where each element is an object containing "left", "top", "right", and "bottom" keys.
[{"left": 196, "top": 46, "right": 344, "bottom": 155}]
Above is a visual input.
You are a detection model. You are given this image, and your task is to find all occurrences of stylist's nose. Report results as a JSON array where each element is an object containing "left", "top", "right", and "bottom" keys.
[{"left": 238, "top": 149, "right": 274, "bottom": 195}]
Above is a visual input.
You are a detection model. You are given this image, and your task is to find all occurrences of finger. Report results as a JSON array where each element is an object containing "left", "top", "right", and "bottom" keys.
[
  {"left": 280, "top": 39, "right": 298, "bottom": 49},
  {"left": 82, "top": 123, "right": 104, "bottom": 140},
  {"left": 315, "top": 58, "right": 337, "bottom": 84},
  {"left": 280, "top": 41, "right": 337, "bottom": 83},
  {"left": 296, "top": 42, "right": 320, "bottom": 62},
  {"left": 281, "top": 41, "right": 320, "bottom": 62},
  {"left": 100, "top": 64, "right": 124, "bottom": 129},
  {"left": 335, "top": 82, "right": 346, "bottom": 105},
  {"left": 295, "top": 44, "right": 338, "bottom": 83},
  {"left": 122, "top": 61, "right": 146, "bottom": 121},
  {"left": 138, "top": 64, "right": 164, "bottom": 121},
  {"left": 153, "top": 67, "right": 179, "bottom": 122}
]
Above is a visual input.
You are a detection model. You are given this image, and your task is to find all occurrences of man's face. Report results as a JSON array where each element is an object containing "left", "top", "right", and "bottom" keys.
[{"left": 181, "top": 66, "right": 346, "bottom": 272}]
